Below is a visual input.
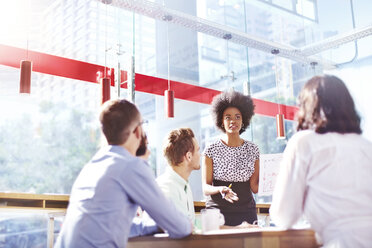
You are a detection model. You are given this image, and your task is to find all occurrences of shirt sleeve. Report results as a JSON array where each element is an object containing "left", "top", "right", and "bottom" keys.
[
  {"left": 270, "top": 135, "right": 309, "bottom": 228},
  {"left": 123, "top": 160, "right": 192, "bottom": 239},
  {"left": 203, "top": 143, "right": 213, "bottom": 158},
  {"left": 253, "top": 143, "right": 260, "bottom": 161},
  {"left": 129, "top": 215, "right": 160, "bottom": 238}
]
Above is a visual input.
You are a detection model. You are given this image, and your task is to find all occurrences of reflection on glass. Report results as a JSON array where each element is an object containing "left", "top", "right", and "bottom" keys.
[{"left": 0, "top": 0, "right": 371, "bottom": 205}]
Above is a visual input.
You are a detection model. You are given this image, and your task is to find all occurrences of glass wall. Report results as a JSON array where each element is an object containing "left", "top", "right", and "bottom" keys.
[{"left": 1, "top": 0, "right": 372, "bottom": 203}]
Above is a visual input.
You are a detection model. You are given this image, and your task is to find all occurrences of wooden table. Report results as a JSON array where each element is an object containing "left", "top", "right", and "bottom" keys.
[
  {"left": 0, "top": 193, "right": 269, "bottom": 214},
  {"left": 0, "top": 192, "right": 69, "bottom": 248},
  {"left": 128, "top": 228, "right": 319, "bottom": 248},
  {"left": 0, "top": 192, "right": 69, "bottom": 210},
  {"left": 0, "top": 193, "right": 274, "bottom": 247}
]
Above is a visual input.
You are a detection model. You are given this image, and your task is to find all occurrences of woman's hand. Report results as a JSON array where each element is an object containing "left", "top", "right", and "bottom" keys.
[
  {"left": 203, "top": 156, "right": 239, "bottom": 202},
  {"left": 219, "top": 186, "right": 239, "bottom": 203}
]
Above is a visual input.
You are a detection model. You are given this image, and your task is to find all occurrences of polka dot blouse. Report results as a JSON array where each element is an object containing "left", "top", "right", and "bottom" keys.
[{"left": 204, "top": 139, "right": 260, "bottom": 182}]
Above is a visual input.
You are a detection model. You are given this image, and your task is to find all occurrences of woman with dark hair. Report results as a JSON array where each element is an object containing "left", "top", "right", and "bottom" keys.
[
  {"left": 271, "top": 75, "right": 372, "bottom": 247},
  {"left": 202, "top": 91, "right": 260, "bottom": 226}
]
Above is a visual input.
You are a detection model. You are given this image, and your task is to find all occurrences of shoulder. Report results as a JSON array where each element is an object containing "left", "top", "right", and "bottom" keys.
[
  {"left": 287, "top": 130, "right": 316, "bottom": 146},
  {"left": 117, "top": 152, "right": 153, "bottom": 179},
  {"left": 356, "top": 135, "right": 372, "bottom": 156},
  {"left": 242, "top": 140, "right": 260, "bottom": 160},
  {"left": 156, "top": 170, "right": 172, "bottom": 185},
  {"left": 156, "top": 171, "right": 177, "bottom": 197},
  {"left": 129, "top": 157, "right": 152, "bottom": 172},
  {"left": 358, "top": 135, "right": 372, "bottom": 147},
  {"left": 205, "top": 140, "right": 222, "bottom": 149},
  {"left": 243, "top": 140, "right": 259, "bottom": 149},
  {"left": 283, "top": 130, "right": 319, "bottom": 157},
  {"left": 92, "top": 146, "right": 146, "bottom": 171},
  {"left": 203, "top": 140, "right": 223, "bottom": 155},
  {"left": 291, "top": 129, "right": 316, "bottom": 140},
  {"left": 243, "top": 140, "right": 260, "bottom": 152}
]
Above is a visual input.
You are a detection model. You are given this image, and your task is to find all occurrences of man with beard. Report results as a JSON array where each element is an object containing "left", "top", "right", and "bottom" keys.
[
  {"left": 55, "top": 99, "right": 192, "bottom": 248},
  {"left": 136, "top": 134, "right": 151, "bottom": 159}
]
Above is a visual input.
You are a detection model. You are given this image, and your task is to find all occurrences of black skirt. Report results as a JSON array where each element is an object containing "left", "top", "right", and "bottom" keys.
[{"left": 206, "top": 179, "right": 257, "bottom": 226}]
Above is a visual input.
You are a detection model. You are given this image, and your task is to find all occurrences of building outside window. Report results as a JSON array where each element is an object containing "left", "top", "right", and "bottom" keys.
[{"left": 0, "top": 0, "right": 372, "bottom": 205}]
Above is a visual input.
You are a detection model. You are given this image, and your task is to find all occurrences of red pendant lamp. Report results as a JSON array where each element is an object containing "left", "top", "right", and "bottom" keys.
[
  {"left": 100, "top": 1, "right": 112, "bottom": 105},
  {"left": 276, "top": 113, "right": 286, "bottom": 139},
  {"left": 101, "top": 77, "right": 111, "bottom": 104},
  {"left": 165, "top": 89, "right": 174, "bottom": 118},
  {"left": 272, "top": 50, "right": 286, "bottom": 139},
  {"left": 20, "top": 60, "right": 32, "bottom": 94},
  {"left": 164, "top": 16, "right": 174, "bottom": 118}
]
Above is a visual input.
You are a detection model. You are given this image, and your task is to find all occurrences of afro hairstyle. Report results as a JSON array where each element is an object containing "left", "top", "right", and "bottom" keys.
[{"left": 211, "top": 91, "right": 255, "bottom": 134}]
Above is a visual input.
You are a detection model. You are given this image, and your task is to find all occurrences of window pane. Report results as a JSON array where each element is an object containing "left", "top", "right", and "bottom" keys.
[{"left": 1, "top": 0, "right": 372, "bottom": 205}]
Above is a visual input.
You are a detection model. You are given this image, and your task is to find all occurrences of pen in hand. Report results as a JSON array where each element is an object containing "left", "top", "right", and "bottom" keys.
[
  {"left": 221, "top": 183, "right": 231, "bottom": 199},
  {"left": 221, "top": 183, "right": 238, "bottom": 203},
  {"left": 221, "top": 183, "right": 232, "bottom": 197}
]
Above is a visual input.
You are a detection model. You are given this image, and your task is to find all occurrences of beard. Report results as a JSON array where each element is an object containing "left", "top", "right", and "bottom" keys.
[{"left": 136, "top": 134, "right": 148, "bottom": 156}]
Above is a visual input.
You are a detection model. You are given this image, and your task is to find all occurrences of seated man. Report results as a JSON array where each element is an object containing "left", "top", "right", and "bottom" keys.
[
  {"left": 157, "top": 128, "right": 257, "bottom": 231},
  {"left": 55, "top": 99, "right": 191, "bottom": 248},
  {"left": 157, "top": 128, "right": 201, "bottom": 224}
]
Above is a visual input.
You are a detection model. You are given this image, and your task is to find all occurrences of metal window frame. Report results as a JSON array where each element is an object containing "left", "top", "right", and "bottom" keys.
[{"left": 99, "top": 0, "right": 372, "bottom": 70}]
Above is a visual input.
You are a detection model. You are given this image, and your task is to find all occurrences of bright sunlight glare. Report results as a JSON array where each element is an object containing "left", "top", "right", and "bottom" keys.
[{"left": 0, "top": 0, "right": 30, "bottom": 45}]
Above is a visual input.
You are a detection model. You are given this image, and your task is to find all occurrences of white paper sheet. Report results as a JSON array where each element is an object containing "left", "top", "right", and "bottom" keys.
[{"left": 258, "top": 153, "right": 283, "bottom": 196}]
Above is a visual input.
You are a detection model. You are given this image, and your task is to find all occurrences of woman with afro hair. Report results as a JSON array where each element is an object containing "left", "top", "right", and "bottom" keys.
[{"left": 202, "top": 90, "right": 260, "bottom": 226}]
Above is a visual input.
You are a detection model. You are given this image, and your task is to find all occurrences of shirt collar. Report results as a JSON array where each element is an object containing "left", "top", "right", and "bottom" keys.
[
  {"left": 106, "top": 145, "right": 132, "bottom": 157},
  {"left": 166, "top": 166, "right": 189, "bottom": 187}
]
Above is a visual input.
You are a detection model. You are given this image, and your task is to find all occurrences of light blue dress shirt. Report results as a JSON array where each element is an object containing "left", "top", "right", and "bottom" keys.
[{"left": 55, "top": 145, "right": 191, "bottom": 248}]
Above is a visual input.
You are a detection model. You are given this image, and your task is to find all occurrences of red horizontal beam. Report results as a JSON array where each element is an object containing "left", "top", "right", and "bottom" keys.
[
  {"left": 134, "top": 73, "right": 220, "bottom": 105},
  {"left": 0, "top": 44, "right": 115, "bottom": 84},
  {"left": 133, "top": 73, "right": 298, "bottom": 120},
  {"left": 0, "top": 44, "right": 298, "bottom": 120}
]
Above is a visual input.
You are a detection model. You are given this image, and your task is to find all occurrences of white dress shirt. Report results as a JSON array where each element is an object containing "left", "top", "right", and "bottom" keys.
[
  {"left": 271, "top": 130, "right": 372, "bottom": 248},
  {"left": 157, "top": 167, "right": 195, "bottom": 224}
]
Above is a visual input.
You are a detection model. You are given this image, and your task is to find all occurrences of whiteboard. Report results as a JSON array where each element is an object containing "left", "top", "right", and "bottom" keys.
[{"left": 258, "top": 153, "right": 283, "bottom": 196}]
